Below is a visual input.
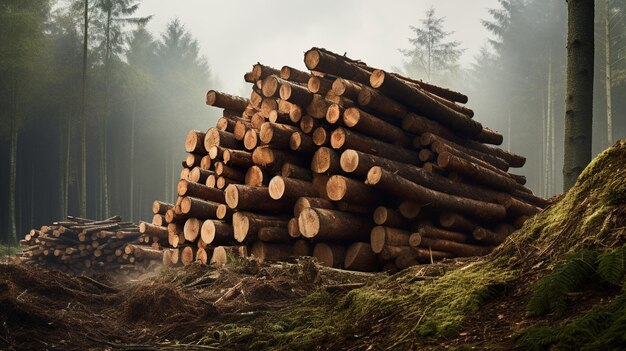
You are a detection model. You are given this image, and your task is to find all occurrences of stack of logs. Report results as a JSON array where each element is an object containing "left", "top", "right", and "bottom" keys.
[
  {"left": 19, "top": 216, "right": 164, "bottom": 275},
  {"left": 152, "top": 47, "right": 547, "bottom": 272}
]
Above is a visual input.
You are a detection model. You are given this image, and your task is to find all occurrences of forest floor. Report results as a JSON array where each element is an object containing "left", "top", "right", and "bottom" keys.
[{"left": 1, "top": 140, "right": 625, "bottom": 351}]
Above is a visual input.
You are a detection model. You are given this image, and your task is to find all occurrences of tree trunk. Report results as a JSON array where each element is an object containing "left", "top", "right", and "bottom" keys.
[
  {"left": 130, "top": 101, "right": 136, "bottom": 221},
  {"left": 563, "top": 0, "right": 594, "bottom": 190},
  {"left": 80, "top": 0, "right": 88, "bottom": 218},
  {"left": 604, "top": 0, "right": 613, "bottom": 146},
  {"left": 9, "top": 82, "right": 18, "bottom": 244}
]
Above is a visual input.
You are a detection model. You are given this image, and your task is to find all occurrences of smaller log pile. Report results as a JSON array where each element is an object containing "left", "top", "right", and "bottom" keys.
[
  {"left": 150, "top": 47, "right": 547, "bottom": 272},
  {"left": 19, "top": 215, "right": 164, "bottom": 275}
]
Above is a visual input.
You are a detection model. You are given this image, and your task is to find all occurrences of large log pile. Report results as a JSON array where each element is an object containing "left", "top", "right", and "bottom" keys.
[
  {"left": 18, "top": 215, "right": 163, "bottom": 275},
  {"left": 151, "top": 47, "right": 546, "bottom": 272}
]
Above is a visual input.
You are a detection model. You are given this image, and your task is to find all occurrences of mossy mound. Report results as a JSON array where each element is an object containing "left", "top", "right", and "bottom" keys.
[{"left": 211, "top": 140, "right": 626, "bottom": 350}]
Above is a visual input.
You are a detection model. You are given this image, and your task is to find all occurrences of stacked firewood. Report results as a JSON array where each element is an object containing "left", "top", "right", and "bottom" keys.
[
  {"left": 153, "top": 47, "right": 547, "bottom": 272},
  {"left": 19, "top": 215, "right": 164, "bottom": 275}
]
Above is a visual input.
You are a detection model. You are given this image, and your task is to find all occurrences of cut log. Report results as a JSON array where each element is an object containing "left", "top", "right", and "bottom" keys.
[
  {"left": 180, "top": 196, "right": 220, "bottom": 219},
  {"left": 293, "top": 197, "right": 335, "bottom": 217},
  {"left": 189, "top": 167, "right": 213, "bottom": 184},
  {"left": 437, "top": 152, "right": 518, "bottom": 192},
  {"left": 245, "top": 165, "right": 269, "bottom": 186},
  {"left": 339, "top": 149, "right": 414, "bottom": 177},
  {"left": 331, "top": 128, "right": 420, "bottom": 165},
  {"left": 251, "top": 242, "right": 293, "bottom": 262},
  {"left": 288, "top": 217, "right": 302, "bottom": 238},
  {"left": 370, "top": 226, "right": 411, "bottom": 253},
  {"left": 177, "top": 179, "right": 225, "bottom": 204},
  {"left": 225, "top": 184, "right": 290, "bottom": 212},
  {"left": 373, "top": 207, "right": 409, "bottom": 228},
  {"left": 200, "top": 155, "right": 212, "bottom": 170},
  {"left": 215, "top": 162, "right": 245, "bottom": 182},
  {"left": 183, "top": 218, "right": 203, "bottom": 242},
  {"left": 280, "top": 65, "right": 311, "bottom": 84},
  {"left": 223, "top": 149, "right": 253, "bottom": 169},
  {"left": 216, "top": 177, "right": 236, "bottom": 190},
  {"left": 312, "top": 127, "right": 330, "bottom": 146},
  {"left": 252, "top": 147, "right": 305, "bottom": 171},
  {"left": 260, "top": 122, "right": 299, "bottom": 148},
  {"left": 398, "top": 201, "right": 422, "bottom": 219},
  {"left": 289, "top": 104, "right": 304, "bottom": 122},
  {"left": 307, "top": 76, "right": 333, "bottom": 95},
  {"left": 204, "top": 128, "right": 241, "bottom": 151},
  {"left": 326, "top": 175, "right": 382, "bottom": 206},
  {"left": 139, "top": 222, "right": 168, "bottom": 239},
  {"left": 313, "top": 243, "right": 346, "bottom": 268},
  {"left": 417, "top": 236, "right": 492, "bottom": 257},
  {"left": 200, "top": 220, "right": 233, "bottom": 245},
  {"left": 243, "top": 129, "right": 258, "bottom": 150},
  {"left": 298, "top": 207, "right": 373, "bottom": 241},
  {"left": 185, "top": 130, "right": 206, "bottom": 153},
  {"left": 306, "top": 94, "right": 333, "bottom": 119},
  {"left": 421, "top": 133, "right": 510, "bottom": 171},
  {"left": 180, "top": 246, "right": 196, "bottom": 266},
  {"left": 261, "top": 75, "right": 282, "bottom": 98},
  {"left": 206, "top": 90, "right": 249, "bottom": 112},
  {"left": 269, "top": 176, "right": 319, "bottom": 201},
  {"left": 366, "top": 167, "right": 506, "bottom": 222},
  {"left": 472, "top": 227, "right": 507, "bottom": 245},
  {"left": 152, "top": 201, "right": 173, "bottom": 215},
  {"left": 280, "top": 163, "right": 312, "bottom": 181},
  {"left": 357, "top": 86, "right": 407, "bottom": 119},
  {"left": 343, "top": 107, "right": 410, "bottom": 145},
  {"left": 370, "top": 70, "right": 483, "bottom": 136},
  {"left": 438, "top": 212, "right": 477, "bottom": 233},
  {"left": 417, "top": 224, "right": 470, "bottom": 243},
  {"left": 331, "top": 78, "right": 363, "bottom": 101},
  {"left": 304, "top": 48, "right": 371, "bottom": 85},
  {"left": 289, "top": 132, "right": 315, "bottom": 154},
  {"left": 185, "top": 153, "right": 204, "bottom": 168},
  {"left": 206, "top": 175, "right": 217, "bottom": 188},
  {"left": 233, "top": 212, "right": 289, "bottom": 243},
  {"left": 216, "top": 117, "right": 236, "bottom": 133},
  {"left": 344, "top": 242, "right": 379, "bottom": 272},
  {"left": 152, "top": 214, "right": 166, "bottom": 226},
  {"left": 258, "top": 226, "right": 293, "bottom": 243},
  {"left": 195, "top": 247, "right": 209, "bottom": 264},
  {"left": 299, "top": 115, "right": 321, "bottom": 134},
  {"left": 251, "top": 63, "right": 281, "bottom": 81},
  {"left": 280, "top": 80, "right": 314, "bottom": 106},
  {"left": 216, "top": 204, "right": 233, "bottom": 221}
]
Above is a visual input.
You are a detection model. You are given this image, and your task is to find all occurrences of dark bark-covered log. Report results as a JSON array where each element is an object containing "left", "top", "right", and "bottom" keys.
[
  {"left": 370, "top": 226, "right": 411, "bottom": 253},
  {"left": 438, "top": 212, "right": 477, "bottom": 233},
  {"left": 185, "top": 130, "right": 207, "bottom": 154},
  {"left": 206, "top": 90, "right": 249, "bottom": 112},
  {"left": 268, "top": 110, "right": 292, "bottom": 125},
  {"left": 331, "top": 127, "right": 420, "bottom": 165},
  {"left": 293, "top": 196, "right": 335, "bottom": 217},
  {"left": 339, "top": 149, "right": 415, "bottom": 177},
  {"left": 215, "top": 162, "right": 245, "bottom": 182},
  {"left": 306, "top": 94, "right": 333, "bottom": 119},
  {"left": 304, "top": 48, "right": 371, "bottom": 85},
  {"left": 343, "top": 107, "right": 411, "bottom": 145},
  {"left": 513, "top": 215, "right": 530, "bottom": 229},
  {"left": 357, "top": 86, "right": 407, "bottom": 120},
  {"left": 269, "top": 176, "right": 320, "bottom": 201},
  {"left": 331, "top": 78, "right": 363, "bottom": 101},
  {"left": 200, "top": 220, "right": 233, "bottom": 245},
  {"left": 298, "top": 207, "right": 373, "bottom": 241},
  {"left": 280, "top": 163, "right": 313, "bottom": 181},
  {"left": 178, "top": 179, "right": 225, "bottom": 203},
  {"left": 233, "top": 119, "right": 253, "bottom": 141},
  {"left": 472, "top": 227, "right": 508, "bottom": 245},
  {"left": 204, "top": 128, "right": 241, "bottom": 151},
  {"left": 224, "top": 184, "right": 289, "bottom": 211},
  {"left": 311, "top": 147, "right": 342, "bottom": 174},
  {"left": 185, "top": 153, "right": 204, "bottom": 168},
  {"left": 308, "top": 76, "right": 334, "bottom": 95},
  {"left": 373, "top": 207, "right": 410, "bottom": 228},
  {"left": 261, "top": 75, "right": 282, "bottom": 98},
  {"left": 252, "top": 146, "right": 306, "bottom": 172},
  {"left": 366, "top": 167, "right": 506, "bottom": 222},
  {"left": 418, "top": 149, "right": 435, "bottom": 162},
  {"left": 180, "top": 196, "right": 220, "bottom": 219},
  {"left": 233, "top": 211, "right": 289, "bottom": 243},
  {"left": 500, "top": 195, "right": 542, "bottom": 217},
  {"left": 139, "top": 222, "right": 168, "bottom": 240},
  {"left": 152, "top": 201, "right": 173, "bottom": 215},
  {"left": 280, "top": 80, "right": 314, "bottom": 106},
  {"left": 421, "top": 133, "right": 510, "bottom": 171},
  {"left": 437, "top": 152, "right": 518, "bottom": 192},
  {"left": 258, "top": 226, "right": 293, "bottom": 243},
  {"left": 245, "top": 165, "right": 269, "bottom": 186},
  {"left": 416, "top": 236, "right": 492, "bottom": 257},
  {"left": 417, "top": 224, "right": 470, "bottom": 243},
  {"left": 251, "top": 63, "right": 281, "bottom": 81},
  {"left": 189, "top": 167, "right": 213, "bottom": 184},
  {"left": 313, "top": 243, "right": 346, "bottom": 268},
  {"left": 326, "top": 175, "right": 382, "bottom": 206},
  {"left": 398, "top": 201, "right": 422, "bottom": 219},
  {"left": 251, "top": 242, "right": 293, "bottom": 262},
  {"left": 260, "top": 122, "right": 299, "bottom": 148},
  {"left": 344, "top": 242, "right": 379, "bottom": 272},
  {"left": 223, "top": 149, "right": 254, "bottom": 169},
  {"left": 280, "top": 65, "right": 311, "bottom": 84},
  {"left": 216, "top": 117, "right": 236, "bottom": 133},
  {"left": 289, "top": 131, "right": 315, "bottom": 154},
  {"left": 370, "top": 70, "right": 483, "bottom": 136}
]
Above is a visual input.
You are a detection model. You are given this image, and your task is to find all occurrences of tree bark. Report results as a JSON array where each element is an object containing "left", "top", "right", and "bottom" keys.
[{"left": 563, "top": 0, "right": 594, "bottom": 190}]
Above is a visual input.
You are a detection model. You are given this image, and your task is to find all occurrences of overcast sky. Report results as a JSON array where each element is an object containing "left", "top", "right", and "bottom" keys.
[{"left": 136, "top": 0, "right": 499, "bottom": 94}]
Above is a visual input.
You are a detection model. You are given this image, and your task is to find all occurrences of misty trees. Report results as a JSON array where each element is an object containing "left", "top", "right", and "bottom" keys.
[
  {"left": 0, "top": 0, "right": 49, "bottom": 244},
  {"left": 400, "top": 7, "right": 464, "bottom": 85},
  {"left": 563, "top": 0, "right": 595, "bottom": 190}
]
